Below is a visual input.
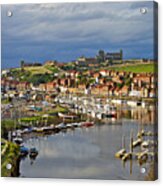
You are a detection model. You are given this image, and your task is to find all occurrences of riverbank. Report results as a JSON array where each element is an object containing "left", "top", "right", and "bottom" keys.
[
  {"left": 1, "top": 101, "right": 157, "bottom": 179},
  {"left": 1, "top": 105, "right": 76, "bottom": 138},
  {"left": 1, "top": 140, "right": 20, "bottom": 177}
]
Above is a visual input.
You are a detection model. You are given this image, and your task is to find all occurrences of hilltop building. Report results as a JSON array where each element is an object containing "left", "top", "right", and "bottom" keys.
[
  {"left": 22, "top": 62, "right": 42, "bottom": 67},
  {"left": 75, "top": 57, "right": 98, "bottom": 67},
  {"left": 44, "top": 60, "right": 57, "bottom": 66},
  {"left": 105, "top": 49, "right": 123, "bottom": 61}
]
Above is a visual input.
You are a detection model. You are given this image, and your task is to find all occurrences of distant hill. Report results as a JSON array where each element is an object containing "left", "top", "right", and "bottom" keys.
[{"left": 7, "top": 64, "right": 62, "bottom": 86}]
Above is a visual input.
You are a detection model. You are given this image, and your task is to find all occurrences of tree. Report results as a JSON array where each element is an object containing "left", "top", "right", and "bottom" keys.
[
  {"left": 116, "top": 83, "right": 123, "bottom": 89},
  {"left": 61, "top": 74, "right": 66, "bottom": 79},
  {"left": 124, "top": 78, "right": 131, "bottom": 86}
]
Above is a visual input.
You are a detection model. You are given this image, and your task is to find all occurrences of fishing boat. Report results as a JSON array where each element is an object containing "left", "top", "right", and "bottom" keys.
[
  {"left": 72, "top": 122, "right": 82, "bottom": 127},
  {"left": 137, "top": 129, "right": 145, "bottom": 138},
  {"left": 122, "top": 152, "right": 132, "bottom": 161},
  {"left": 55, "top": 123, "right": 67, "bottom": 130},
  {"left": 58, "top": 112, "right": 77, "bottom": 119},
  {"left": 12, "top": 131, "right": 17, "bottom": 137},
  {"left": 16, "top": 130, "right": 22, "bottom": 137},
  {"left": 91, "top": 111, "right": 96, "bottom": 118},
  {"left": 29, "top": 147, "right": 38, "bottom": 158},
  {"left": 145, "top": 131, "right": 154, "bottom": 136},
  {"left": 42, "top": 126, "right": 55, "bottom": 132},
  {"left": 13, "top": 137, "right": 23, "bottom": 144},
  {"left": 124, "top": 131, "right": 134, "bottom": 161},
  {"left": 115, "top": 136, "right": 126, "bottom": 159},
  {"left": 141, "top": 140, "right": 154, "bottom": 149},
  {"left": 66, "top": 123, "right": 75, "bottom": 129},
  {"left": 70, "top": 122, "right": 79, "bottom": 128},
  {"left": 132, "top": 138, "right": 142, "bottom": 148},
  {"left": 115, "top": 149, "right": 126, "bottom": 158},
  {"left": 104, "top": 105, "right": 117, "bottom": 118},
  {"left": 81, "top": 121, "right": 94, "bottom": 127},
  {"left": 137, "top": 151, "right": 148, "bottom": 163},
  {"left": 96, "top": 112, "right": 103, "bottom": 120},
  {"left": 22, "top": 127, "right": 33, "bottom": 134},
  {"left": 35, "top": 127, "right": 44, "bottom": 132},
  {"left": 20, "top": 146, "right": 29, "bottom": 156},
  {"left": 104, "top": 111, "right": 117, "bottom": 118}
]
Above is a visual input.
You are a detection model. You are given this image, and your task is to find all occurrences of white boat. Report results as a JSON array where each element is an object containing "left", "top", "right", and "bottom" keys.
[
  {"left": 55, "top": 123, "right": 67, "bottom": 129},
  {"left": 42, "top": 126, "right": 54, "bottom": 131},
  {"left": 81, "top": 121, "right": 94, "bottom": 127},
  {"left": 73, "top": 122, "right": 82, "bottom": 127},
  {"left": 66, "top": 123, "right": 74, "bottom": 128},
  {"left": 132, "top": 138, "right": 142, "bottom": 147},
  {"left": 58, "top": 112, "right": 77, "bottom": 119},
  {"left": 137, "top": 151, "right": 148, "bottom": 162},
  {"left": 96, "top": 112, "right": 103, "bottom": 120},
  {"left": 13, "top": 137, "right": 23, "bottom": 144},
  {"left": 115, "top": 149, "right": 126, "bottom": 158}
]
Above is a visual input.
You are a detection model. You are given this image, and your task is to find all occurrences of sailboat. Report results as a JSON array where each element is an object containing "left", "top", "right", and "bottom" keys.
[
  {"left": 121, "top": 131, "right": 133, "bottom": 161},
  {"left": 115, "top": 135, "right": 126, "bottom": 158}
]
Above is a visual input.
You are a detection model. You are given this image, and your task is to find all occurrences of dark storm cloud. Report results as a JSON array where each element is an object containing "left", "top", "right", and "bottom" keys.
[{"left": 1, "top": 1, "right": 155, "bottom": 68}]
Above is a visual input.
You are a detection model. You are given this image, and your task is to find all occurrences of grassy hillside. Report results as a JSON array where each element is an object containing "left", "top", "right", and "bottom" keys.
[
  {"left": 1, "top": 141, "right": 20, "bottom": 177},
  {"left": 15, "top": 65, "right": 60, "bottom": 75},
  {"left": 23, "top": 66, "right": 52, "bottom": 75},
  {"left": 8, "top": 65, "right": 61, "bottom": 85},
  {"left": 107, "top": 63, "right": 157, "bottom": 73}
]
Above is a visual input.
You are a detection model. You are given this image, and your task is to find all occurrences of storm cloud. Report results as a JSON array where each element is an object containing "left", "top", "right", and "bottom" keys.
[{"left": 1, "top": 1, "right": 155, "bottom": 68}]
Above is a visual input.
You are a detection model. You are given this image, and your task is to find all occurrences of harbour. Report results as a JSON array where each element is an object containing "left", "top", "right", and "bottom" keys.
[
  {"left": 1, "top": 1, "right": 158, "bottom": 181},
  {"left": 18, "top": 107, "right": 156, "bottom": 180},
  {"left": 2, "top": 92, "right": 157, "bottom": 180}
]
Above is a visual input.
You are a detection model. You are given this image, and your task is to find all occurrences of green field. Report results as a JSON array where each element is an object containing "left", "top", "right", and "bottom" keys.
[
  {"left": 18, "top": 66, "right": 52, "bottom": 75},
  {"left": 107, "top": 63, "right": 157, "bottom": 73},
  {"left": 11, "top": 64, "right": 60, "bottom": 76},
  {"left": 5, "top": 64, "right": 63, "bottom": 86}
]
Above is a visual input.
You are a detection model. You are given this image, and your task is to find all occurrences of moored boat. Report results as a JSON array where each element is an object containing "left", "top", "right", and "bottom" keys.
[
  {"left": 115, "top": 148, "right": 126, "bottom": 158},
  {"left": 58, "top": 112, "right": 77, "bottom": 119},
  {"left": 13, "top": 137, "right": 23, "bottom": 144},
  {"left": 55, "top": 123, "right": 67, "bottom": 130},
  {"left": 66, "top": 123, "right": 75, "bottom": 129},
  {"left": 29, "top": 147, "right": 38, "bottom": 158},
  {"left": 81, "top": 121, "right": 94, "bottom": 127},
  {"left": 20, "top": 146, "right": 29, "bottom": 156},
  {"left": 35, "top": 128, "right": 44, "bottom": 132}
]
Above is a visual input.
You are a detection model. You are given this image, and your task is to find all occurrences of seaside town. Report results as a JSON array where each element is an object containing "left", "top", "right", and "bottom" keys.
[
  {"left": 1, "top": 49, "right": 158, "bottom": 180},
  {"left": 1, "top": 50, "right": 157, "bottom": 99}
]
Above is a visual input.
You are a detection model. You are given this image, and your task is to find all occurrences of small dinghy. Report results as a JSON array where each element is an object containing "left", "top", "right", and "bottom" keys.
[
  {"left": 29, "top": 147, "right": 38, "bottom": 158},
  {"left": 81, "top": 121, "right": 94, "bottom": 127},
  {"left": 55, "top": 123, "right": 67, "bottom": 130},
  {"left": 20, "top": 146, "right": 29, "bottom": 156},
  {"left": 13, "top": 137, "right": 23, "bottom": 145}
]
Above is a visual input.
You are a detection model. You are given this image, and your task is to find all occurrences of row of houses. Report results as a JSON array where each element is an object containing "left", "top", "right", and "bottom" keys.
[
  {"left": 67, "top": 84, "right": 156, "bottom": 98},
  {"left": 65, "top": 69, "right": 155, "bottom": 80},
  {"left": 1, "top": 79, "right": 31, "bottom": 91},
  {"left": 1, "top": 66, "right": 157, "bottom": 98}
]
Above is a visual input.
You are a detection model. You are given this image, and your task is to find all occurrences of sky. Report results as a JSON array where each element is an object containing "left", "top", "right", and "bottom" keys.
[{"left": 1, "top": 1, "right": 156, "bottom": 68}]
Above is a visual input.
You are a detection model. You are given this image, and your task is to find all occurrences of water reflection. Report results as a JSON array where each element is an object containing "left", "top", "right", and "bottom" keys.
[
  {"left": 116, "top": 107, "right": 156, "bottom": 125},
  {"left": 20, "top": 108, "right": 157, "bottom": 180}
]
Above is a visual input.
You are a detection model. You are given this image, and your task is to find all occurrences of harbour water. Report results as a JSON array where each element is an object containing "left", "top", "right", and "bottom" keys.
[{"left": 19, "top": 108, "right": 157, "bottom": 180}]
